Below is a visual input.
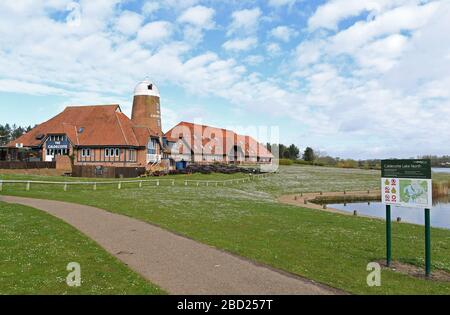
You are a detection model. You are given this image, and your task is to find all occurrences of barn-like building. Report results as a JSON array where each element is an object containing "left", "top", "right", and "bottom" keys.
[{"left": 5, "top": 80, "right": 273, "bottom": 172}]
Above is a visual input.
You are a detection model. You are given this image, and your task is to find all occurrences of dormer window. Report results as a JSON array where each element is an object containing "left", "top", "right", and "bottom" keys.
[{"left": 148, "top": 84, "right": 153, "bottom": 90}]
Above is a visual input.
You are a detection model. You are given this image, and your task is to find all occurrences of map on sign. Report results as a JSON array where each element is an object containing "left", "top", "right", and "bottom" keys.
[
  {"left": 400, "top": 179, "right": 429, "bottom": 206},
  {"left": 381, "top": 159, "right": 432, "bottom": 209}
]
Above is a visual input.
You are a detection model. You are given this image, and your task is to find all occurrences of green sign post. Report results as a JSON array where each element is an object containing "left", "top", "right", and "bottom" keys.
[
  {"left": 381, "top": 159, "right": 432, "bottom": 277},
  {"left": 386, "top": 205, "right": 392, "bottom": 267}
]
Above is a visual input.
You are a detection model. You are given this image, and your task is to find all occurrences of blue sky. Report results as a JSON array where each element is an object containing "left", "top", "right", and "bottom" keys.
[{"left": 0, "top": 0, "right": 449, "bottom": 159}]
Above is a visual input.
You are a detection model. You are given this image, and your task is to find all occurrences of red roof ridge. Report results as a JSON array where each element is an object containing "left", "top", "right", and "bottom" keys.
[
  {"left": 65, "top": 104, "right": 120, "bottom": 109},
  {"left": 115, "top": 111, "right": 129, "bottom": 145}
]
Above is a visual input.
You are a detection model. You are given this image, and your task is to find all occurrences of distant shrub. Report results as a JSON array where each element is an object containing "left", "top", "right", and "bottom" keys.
[
  {"left": 279, "top": 159, "right": 294, "bottom": 165},
  {"left": 336, "top": 159, "right": 359, "bottom": 169},
  {"left": 293, "top": 160, "right": 311, "bottom": 165}
]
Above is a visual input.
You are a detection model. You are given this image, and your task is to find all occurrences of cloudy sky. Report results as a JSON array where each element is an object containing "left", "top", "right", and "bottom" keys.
[{"left": 0, "top": 0, "right": 449, "bottom": 159}]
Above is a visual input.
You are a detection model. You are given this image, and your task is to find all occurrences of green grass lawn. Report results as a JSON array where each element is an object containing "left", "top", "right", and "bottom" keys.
[
  {"left": 1, "top": 165, "right": 449, "bottom": 294},
  {"left": 0, "top": 202, "right": 164, "bottom": 295},
  {"left": 0, "top": 171, "right": 249, "bottom": 182}
]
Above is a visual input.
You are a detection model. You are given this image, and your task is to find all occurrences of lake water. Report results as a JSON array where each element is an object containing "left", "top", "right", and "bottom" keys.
[
  {"left": 432, "top": 167, "right": 450, "bottom": 174},
  {"left": 330, "top": 196, "right": 450, "bottom": 230}
]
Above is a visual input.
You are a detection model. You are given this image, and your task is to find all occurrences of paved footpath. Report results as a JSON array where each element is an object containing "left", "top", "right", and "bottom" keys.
[{"left": 1, "top": 196, "right": 343, "bottom": 295}]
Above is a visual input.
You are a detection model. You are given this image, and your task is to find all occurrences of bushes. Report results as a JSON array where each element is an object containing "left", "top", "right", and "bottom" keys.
[
  {"left": 293, "top": 160, "right": 312, "bottom": 166},
  {"left": 279, "top": 159, "right": 294, "bottom": 166}
]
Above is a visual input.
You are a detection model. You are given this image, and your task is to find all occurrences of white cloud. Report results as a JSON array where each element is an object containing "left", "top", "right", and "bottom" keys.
[
  {"left": 0, "top": 79, "right": 68, "bottom": 96},
  {"left": 142, "top": 1, "right": 160, "bottom": 16},
  {"left": 330, "top": 2, "right": 440, "bottom": 53},
  {"left": 245, "top": 55, "right": 264, "bottom": 66},
  {"left": 178, "top": 5, "right": 215, "bottom": 29},
  {"left": 294, "top": 39, "right": 325, "bottom": 69},
  {"left": 270, "top": 26, "right": 297, "bottom": 42},
  {"left": 151, "top": 0, "right": 200, "bottom": 12},
  {"left": 308, "top": 0, "right": 413, "bottom": 31},
  {"left": 223, "top": 37, "right": 258, "bottom": 51},
  {"left": 266, "top": 43, "right": 281, "bottom": 54},
  {"left": 115, "top": 11, "right": 143, "bottom": 36},
  {"left": 137, "top": 21, "right": 173, "bottom": 44},
  {"left": 227, "top": 8, "right": 262, "bottom": 36},
  {"left": 268, "top": 0, "right": 297, "bottom": 7},
  {"left": 354, "top": 34, "right": 408, "bottom": 72}
]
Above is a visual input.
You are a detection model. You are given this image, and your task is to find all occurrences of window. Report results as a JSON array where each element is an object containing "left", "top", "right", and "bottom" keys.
[
  {"left": 81, "top": 148, "right": 91, "bottom": 158},
  {"left": 105, "top": 148, "right": 120, "bottom": 158},
  {"left": 129, "top": 149, "right": 136, "bottom": 161},
  {"left": 147, "top": 140, "right": 157, "bottom": 154}
]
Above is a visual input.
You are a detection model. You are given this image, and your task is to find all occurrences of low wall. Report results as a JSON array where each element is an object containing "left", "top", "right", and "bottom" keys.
[
  {"left": 0, "top": 161, "right": 56, "bottom": 169},
  {"left": 72, "top": 165, "right": 146, "bottom": 178}
]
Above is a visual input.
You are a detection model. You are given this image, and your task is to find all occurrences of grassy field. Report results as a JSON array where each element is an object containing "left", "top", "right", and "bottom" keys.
[
  {"left": 0, "top": 202, "right": 164, "bottom": 295},
  {"left": 1, "top": 165, "right": 449, "bottom": 294}
]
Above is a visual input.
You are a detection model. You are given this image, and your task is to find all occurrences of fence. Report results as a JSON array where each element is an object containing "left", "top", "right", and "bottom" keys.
[
  {"left": 0, "top": 161, "right": 56, "bottom": 169},
  {"left": 0, "top": 173, "right": 271, "bottom": 192},
  {"left": 72, "top": 165, "right": 146, "bottom": 178}
]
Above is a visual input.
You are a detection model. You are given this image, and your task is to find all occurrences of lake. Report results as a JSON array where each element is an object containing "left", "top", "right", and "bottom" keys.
[
  {"left": 432, "top": 167, "right": 450, "bottom": 174},
  {"left": 330, "top": 196, "right": 450, "bottom": 230}
]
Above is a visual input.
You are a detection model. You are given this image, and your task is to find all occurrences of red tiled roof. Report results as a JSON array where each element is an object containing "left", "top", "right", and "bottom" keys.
[
  {"left": 8, "top": 105, "right": 158, "bottom": 148},
  {"left": 164, "top": 122, "right": 273, "bottom": 158}
]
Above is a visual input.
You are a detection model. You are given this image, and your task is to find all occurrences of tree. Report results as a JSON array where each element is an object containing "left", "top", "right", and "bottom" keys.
[
  {"left": 303, "top": 147, "right": 315, "bottom": 162},
  {"left": 0, "top": 123, "right": 31, "bottom": 145},
  {"left": 287, "top": 144, "right": 300, "bottom": 160},
  {"left": 278, "top": 144, "right": 288, "bottom": 159}
]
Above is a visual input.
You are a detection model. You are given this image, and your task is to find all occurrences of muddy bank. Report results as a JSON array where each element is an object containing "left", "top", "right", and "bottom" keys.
[{"left": 278, "top": 190, "right": 381, "bottom": 215}]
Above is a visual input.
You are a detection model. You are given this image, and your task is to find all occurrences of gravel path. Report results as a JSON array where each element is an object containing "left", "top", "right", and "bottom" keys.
[{"left": 1, "top": 196, "right": 342, "bottom": 295}]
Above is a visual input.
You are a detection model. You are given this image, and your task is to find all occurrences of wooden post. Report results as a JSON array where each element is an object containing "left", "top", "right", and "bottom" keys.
[
  {"left": 185, "top": 181, "right": 188, "bottom": 186},
  {"left": 118, "top": 182, "right": 122, "bottom": 190},
  {"left": 26, "top": 181, "right": 30, "bottom": 191},
  {"left": 64, "top": 183, "right": 68, "bottom": 192},
  {"left": 157, "top": 180, "right": 160, "bottom": 186},
  {"left": 0, "top": 180, "right": 3, "bottom": 192},
  {"left": 172, "top": 180, "right": 175, "bottom": 186},
  {"left": 139, "top": 181, "right": 143, "bottom": 188},
  {"left": 93, "top": 183, "right": 97, "bottom": 191}
]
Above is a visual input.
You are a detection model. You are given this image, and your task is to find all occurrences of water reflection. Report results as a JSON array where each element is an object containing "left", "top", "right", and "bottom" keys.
[{"left": 329, "top": 195, "right": 450, "bottom": 230}]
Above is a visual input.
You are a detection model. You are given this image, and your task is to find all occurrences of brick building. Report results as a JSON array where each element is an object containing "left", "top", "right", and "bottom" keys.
[{"left": 6, "top": 80, "right": 273, "bottom": 169}]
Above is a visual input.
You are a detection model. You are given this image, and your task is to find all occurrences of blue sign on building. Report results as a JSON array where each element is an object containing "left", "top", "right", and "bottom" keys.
[{"left": 46, "top": 140, "right": 69, "bottom": 150}]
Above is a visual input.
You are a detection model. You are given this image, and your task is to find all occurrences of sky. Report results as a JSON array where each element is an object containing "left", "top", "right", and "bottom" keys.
[{"left": 0, "top": 0, "right": 449, "bottom": 159}]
